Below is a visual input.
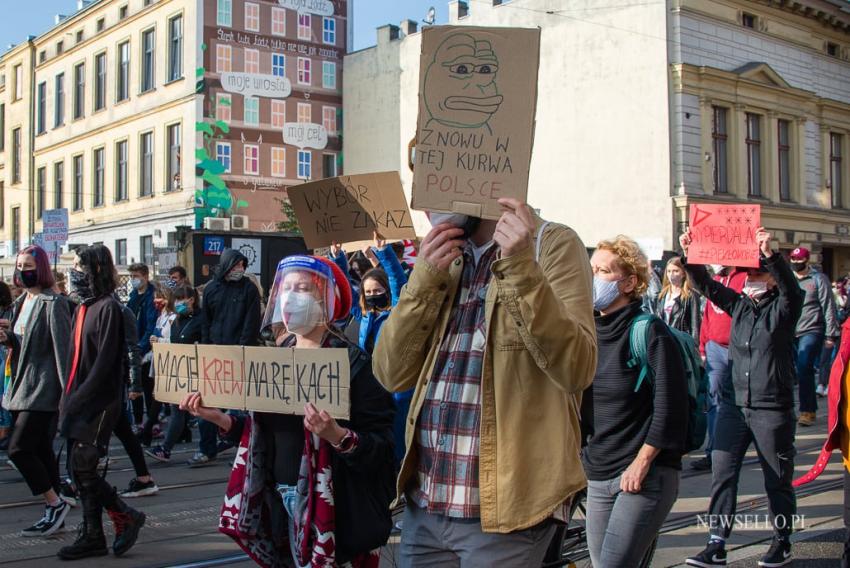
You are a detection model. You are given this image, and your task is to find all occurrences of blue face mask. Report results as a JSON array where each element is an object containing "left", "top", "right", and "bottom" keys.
[
  {"left": 593, "top": 276, "right": 623, "bottom": 312},
  {"left": 175, "top": 302, "right": 190, "bottom": 315}
]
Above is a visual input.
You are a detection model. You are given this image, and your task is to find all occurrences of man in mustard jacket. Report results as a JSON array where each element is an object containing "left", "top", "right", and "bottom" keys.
[{"left": 373, "top": 197, "right": 597, "bottom": 566}]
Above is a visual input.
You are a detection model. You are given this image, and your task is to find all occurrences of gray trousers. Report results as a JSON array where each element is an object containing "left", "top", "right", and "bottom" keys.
[
  {"left": 586, "top": 465, "right": 680, "bottom": 568},
  {"left": 707, "top": 404, "right": 797, "bottom": 539},
  {"left": 398, "top": 501, "right": 557, "bottom": 568}
]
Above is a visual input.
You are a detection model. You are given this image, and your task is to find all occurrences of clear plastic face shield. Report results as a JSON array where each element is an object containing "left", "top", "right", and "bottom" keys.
[{"left": 261, "top": 256, "right": 336, "bottom": 337}]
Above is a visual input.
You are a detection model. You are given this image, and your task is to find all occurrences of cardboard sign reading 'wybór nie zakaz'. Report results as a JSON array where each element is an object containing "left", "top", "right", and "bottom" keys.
[
  {"left": 688, "top": 204, "right": 762, "bottom": 269},
  {"left": 287, "top": 171, "right": 416, "bottom": 249},
  {"left": 412, "top": 26, "right": 541, "bottom": 221},
  {"left": 153, "top": 343, "right": 350, "bottom": 420}
]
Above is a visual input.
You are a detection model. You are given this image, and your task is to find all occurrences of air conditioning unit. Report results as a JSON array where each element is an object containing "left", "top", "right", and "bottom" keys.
[
  {"left": 203, "top": 217, "right": 231, "bottom": 231},
  {"left": 231, "top": 215, "right": 249, "bottom": 230}
]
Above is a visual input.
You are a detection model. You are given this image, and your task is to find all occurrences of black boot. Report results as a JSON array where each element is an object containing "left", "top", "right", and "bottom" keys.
[
  {"left": 842, "top": 530, "right": 850, "bottom": 568},
  {"left": 57, "top": 491, "right": 108, "bottom": 561},
  {"left": 103, "top": 487, "right": 145, "bottom": 556}
]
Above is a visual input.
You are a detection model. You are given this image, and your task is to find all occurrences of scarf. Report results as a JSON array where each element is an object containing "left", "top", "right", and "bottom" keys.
[{"left": 219, "top": 417, "right": 380, "bottom": 568}]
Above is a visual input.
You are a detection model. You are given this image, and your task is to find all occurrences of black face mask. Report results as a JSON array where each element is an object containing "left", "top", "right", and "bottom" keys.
[
  {"left": 69, "top": 269, "right": 94, "bottom": 302},
  {"left": 791, "top": 261, "right": 807, "bottom": 273},
  {"left": 15, "top": 269, "right": 38, "bottom": 289},
  {"left": 365, "top": 293, "right": 390, "bottom": 310},
  {"left": 461, "top": 216, "right": 482, "bottom": 239}
]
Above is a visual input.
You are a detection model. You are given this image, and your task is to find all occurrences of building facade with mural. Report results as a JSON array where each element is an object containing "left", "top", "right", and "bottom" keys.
[{"left": 0, "top": 0, "right": 348, "bottom": 267}]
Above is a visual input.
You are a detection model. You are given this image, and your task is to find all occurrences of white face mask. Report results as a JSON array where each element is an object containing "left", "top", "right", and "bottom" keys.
[
  {"left": 226, "top": 268, "right": 245, "bottom": 282},
  {"left": 280, "top": 292, "right": 324, "bottom": 336},
  {"left": 709, "top": 264, "right": 724, "bottom": 274},
  {"left": 743, "top": 280, "right": 769, "bottom": 300},
  {"left": 429, "top": 212, "right": 469, "bottom": 228}
]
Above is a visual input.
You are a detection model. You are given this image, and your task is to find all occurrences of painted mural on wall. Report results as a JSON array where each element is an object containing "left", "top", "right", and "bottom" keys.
[{"left": 196, "top": 0, "right": 346, "bottom": 232}]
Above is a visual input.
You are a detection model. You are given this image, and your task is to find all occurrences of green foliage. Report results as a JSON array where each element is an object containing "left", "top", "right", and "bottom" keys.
[{"left": 275, "top": 197, "right": 302, "bottom": 235}]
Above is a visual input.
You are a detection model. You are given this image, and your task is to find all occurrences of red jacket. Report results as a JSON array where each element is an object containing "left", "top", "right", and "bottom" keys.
[
  {"left": 699, "top": 269, "right": 748, "bottom": 355},
  {"left": 794, "top": 317, "right": 850, "bottom": 486}
]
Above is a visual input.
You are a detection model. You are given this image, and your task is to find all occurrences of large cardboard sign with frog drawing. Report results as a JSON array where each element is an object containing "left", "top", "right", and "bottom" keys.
[{"left": 411, "top": 26, "right": 541, "bottom": 220}]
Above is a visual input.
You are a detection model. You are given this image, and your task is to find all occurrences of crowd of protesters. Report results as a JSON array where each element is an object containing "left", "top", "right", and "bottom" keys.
[{"left": 3, "top": 204, "right": 850, "bottom": 567}]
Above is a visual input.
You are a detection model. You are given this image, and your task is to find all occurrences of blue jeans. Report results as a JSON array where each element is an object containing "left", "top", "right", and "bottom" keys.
[
  {"left": 198, "top": 418, "right": 219, "bottom": 458},
  {"left": 796, "top": 333, "right": 824, "bottom": 414},
  {"left": 704, "top": 341, "right": 731, "bottom": 457}
]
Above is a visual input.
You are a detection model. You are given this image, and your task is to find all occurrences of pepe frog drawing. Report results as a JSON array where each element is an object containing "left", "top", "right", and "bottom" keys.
[{"left": 423, "top": 33, "right": 504, "bottom": 132}]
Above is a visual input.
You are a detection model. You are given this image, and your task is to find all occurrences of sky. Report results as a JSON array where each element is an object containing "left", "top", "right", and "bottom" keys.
[{"left": 0, "top": 1, "right": 447, "bottom": 54}]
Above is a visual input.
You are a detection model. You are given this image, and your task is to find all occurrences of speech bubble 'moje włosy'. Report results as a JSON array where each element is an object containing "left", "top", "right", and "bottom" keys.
[
  {"left": 220, "top": 72, "right": 292, "bottom": 99},
  {"left": 277, "top": 0, "right": 334, "bottom": 16}
]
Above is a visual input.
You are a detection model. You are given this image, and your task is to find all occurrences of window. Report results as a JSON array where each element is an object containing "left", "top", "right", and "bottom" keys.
[
  {"left": 244, "top": 144, "right": 259, "bottom": 175},
  {"left": 0, "top": 182, "right": 4, "bottom": 228},
  {"left": 827, "top": 42, "right": 840, "bottom": 58},
  {"left": 11, "top": 207, "right": 20, "bottom": 255},
  {"left": 96, "top": 18, "right": 105, "bottom": 32},
  {"left": 167, "top": 123, "right": 181, "bottom": 191},
  {"left": 712, "top": 106, "right": 728, "bottom": 194},
  {"left": 119, "top": 5, "right": 128, "bottom": 20},
  {"left": 216, "top": 93, "right": 231, "bottom": 121},
  {"left": 297, "top": 150, "right": 311, "bottom": 179},
  {"left": 73, "top": 63, "right": 85, "bottom": 118},
  {"left": 322, "top": 106, "right": 336, "bottom": 134},
  {"left": 322, "top": 61, "right": 336, "bottom": 89},
  {"left": 142, "top": 29, "right": 156, "bottom": 92},
  {"left": 140, "top": 132, "right": 154, "bottom": 197},
  {"left": 245, "top": 3, "right": 260, "bottom": 32},
  {"left": 217, "top": 0, "right": 232, "bottom": 27},
  {"left": 216, "top": 45, "right": 232, "bottom": 73},
  {"left": 245, "top": 49, "right": 259, "bottom": 74},
  {"left": 271, "top": 147, "right": 286, "bottom": 177},
  {"left": 37, "top": 167, "right": 46, "bottom": 219},
  {"left": 140, "top": 235, "right": 153, "bottom": 266},
  {"left": 297, "top": 102, "right": 311, "bottom": 123},
  {"left": 746, "top": 113, "right": 762, "bottom": 197},
  {"left": 742, "top": 12, "right": 756, "bottom": 29},
  {"left": 36, "top": 82, "right": 46, "bottom": 134},
  {"left": 298, "top": 14, "right": 311, "bottom": 40},
  {"left": 54, "top": 73, "right": 65, "bottom": 127},
  {"left": 95, "top": 52, "right": 106, "bottom": 111},
  {"left": 117, "top": 41, "right": 130, "bottom": 101},
  {"left": 73, "top": 155, "right": 83, "bottom": 211},
  {"left": 778, "top": 120, "right": 792, "bottom": 202},
  {"left": 76, "top": 30, "right": 84, "bottom": 43},
  {"left": 144, "top": 0, "right": 153, "bottom": 6},
  {"left": 831, "top": 133, "right": 844, "bottom": 209},
  {"left": 39, "top": 51, "right": 47, "bottom": 64},
  {"left": 322, "top": 17, "right": 335, "bottom": 44},
  {"left": 93, "top": 147, "right": 105, "bottom": 206},
  {"left": 272, "top": 8, "right": 286, "bottom": 36},
  {"left": 272, "top": 53, "right": 286, "bottom": 77},
  {"left": 54, "top": 161, "right": 64, "bottom": 209},
  {"left": 115, "top": 239, "right": 127, "bottom": 266},
  {"left": 216, "top": 142, "right": 231, "bottom": 173},
  {"left": 0, "top": 104, "right": 4, "bottom": 151},
  {"left": 13, "top": 64, "right": 22, "bottom": 100},
  {"left": 116, "top": 140, "right": 128, "bottom": 201},
  {"left": 56, "top": 41, "right": 64, "bottom": 55},
  {"left": 168, "top": 15, "right": 183, "bottom": 81},
  {"left": 244, "top": 97, "right": 259, "bottom": 125},
  {"left": 297, "top": 57, "right": 311, "bottom": 85},
  {"left": 271, "top": 100, "right": 286, "bottom": 128},
  {"left": 322, "top": 153, "right": 336, "bottom": 177},
  {"left": 12, "top": 128, "right": 21, "bottom": 183}
]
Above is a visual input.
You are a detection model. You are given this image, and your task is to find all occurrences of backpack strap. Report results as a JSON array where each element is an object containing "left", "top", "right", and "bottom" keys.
[
  {"left": 628, "top": 313, "right": 657, "bottom": 393},
  {"left": 534, "top": 221, "right": 551, "bottom": 263}
]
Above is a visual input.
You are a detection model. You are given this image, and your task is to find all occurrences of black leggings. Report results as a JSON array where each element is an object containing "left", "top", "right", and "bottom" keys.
[
  {"left": 8, "top": 410, "right": 60, "bottom": 496},
  {"left": 113, "top": 409, "right": 149, "bottom": 478},
  {"left": 131, "top": 361, "right": 153, "bottom": 424}
]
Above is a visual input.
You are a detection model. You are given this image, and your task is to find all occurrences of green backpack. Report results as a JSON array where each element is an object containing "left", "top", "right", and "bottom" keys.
[{"left": 628, "top": 313, "right": 708, "bottom": 454}]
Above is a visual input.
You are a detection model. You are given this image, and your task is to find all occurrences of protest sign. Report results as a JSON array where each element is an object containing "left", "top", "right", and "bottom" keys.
[
  {"left": 153, "top": 343, "right": 350, "bottom": 419},
  {"left": 287, "top": 171, "right": 416, "bottom": 248},
  {"left": 688, "top": 204, "right": 761, "bottom": 268},
  {"left": 411, "top": 26, "right": 541, "bottom": 220},
  {"left": 636, "top": 238, "right": 664, "bottom": 261},
  {"left": 43, "top": 208, "right": 69, "bottom": 244}
]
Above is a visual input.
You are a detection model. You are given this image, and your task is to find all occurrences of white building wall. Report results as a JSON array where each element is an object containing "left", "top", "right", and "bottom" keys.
[{"left": 344, "top": 0, "right": 675, "bottom": 249}]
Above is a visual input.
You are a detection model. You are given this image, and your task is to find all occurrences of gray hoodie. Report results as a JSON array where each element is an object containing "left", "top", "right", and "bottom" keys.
[{"left": 795, "top": 269, "right": 839, "bottom": 339}]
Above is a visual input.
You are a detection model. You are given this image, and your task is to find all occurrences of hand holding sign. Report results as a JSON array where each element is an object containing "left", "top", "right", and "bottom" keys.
[
  {"left": 420, "top": 224, "right": 465, "bottom": 272},
  {"left": 755, "top": 227, "right": 773, "bottom": 258},
  {"left": 495, "top": 198, "right": 534, "bottom": 258},
  {"left": 180, "top": 392, "right": 231, "bottom": 431},
  {"left": 303, "top": 402, "right": 347, "bottom": 445},
  {"left": 686, "top": 204, "right": 761, "bottom": 268}
]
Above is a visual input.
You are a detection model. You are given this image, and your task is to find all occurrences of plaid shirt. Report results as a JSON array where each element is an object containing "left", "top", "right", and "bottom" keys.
[{"left": 411, "top": 241, "right": 498, "bottom": 518}]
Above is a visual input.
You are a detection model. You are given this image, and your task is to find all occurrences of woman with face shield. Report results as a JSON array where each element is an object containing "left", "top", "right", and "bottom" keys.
[
  {"left": 180, "top": 255, "right": 396, "bottom": 568},
  {"left": 583, "top": 236, "right": 689, "bottom": 568}
]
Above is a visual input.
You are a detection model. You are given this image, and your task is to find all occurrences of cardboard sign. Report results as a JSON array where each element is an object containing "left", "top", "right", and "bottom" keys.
[
  {"left": 411, "top": 26, "right": 541, "bottom": 220},
  {"left": 153, "top": 344, "right": 350, "bottom": 419},
  {"left": 287, "top": 171, "right": 416, "bottom": 248},
  {"left": 688, "top": 204, "right": 761, "bottom": 268}
]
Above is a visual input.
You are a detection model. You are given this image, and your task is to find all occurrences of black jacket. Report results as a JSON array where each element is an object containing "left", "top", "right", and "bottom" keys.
[
  {"left": 225, "top": 334, "right": 396, "bottom": 562},
  {"left": 684, "top": 254, "right": 803, "bottom": 409},
  {"left": 654, "top": 291, "right": 702, "bottom": 344},
  {"left": 201, "top": 248, "right": 261, "bottom": 346},
  {"left": 171, "top": 311, "right": 203, "bottom": 345},
  {"left": 60, "top": 295, "right": 127, "bottom": 443}
]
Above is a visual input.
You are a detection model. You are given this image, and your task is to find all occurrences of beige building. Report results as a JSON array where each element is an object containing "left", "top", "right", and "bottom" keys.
[{"left": 344, "top": 0, "right": 850, "bottom": 277}]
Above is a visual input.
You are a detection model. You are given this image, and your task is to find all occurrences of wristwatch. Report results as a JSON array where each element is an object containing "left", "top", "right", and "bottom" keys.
[{"left": 331, "top": 429, "right": 356, "bottom": 453}]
